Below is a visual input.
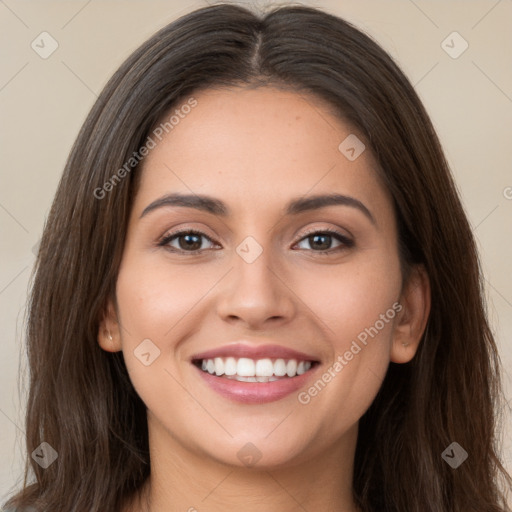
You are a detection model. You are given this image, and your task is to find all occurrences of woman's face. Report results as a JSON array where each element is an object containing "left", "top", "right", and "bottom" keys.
[{"left": 101, "top": 86, "right": 422, "bottom": 468}]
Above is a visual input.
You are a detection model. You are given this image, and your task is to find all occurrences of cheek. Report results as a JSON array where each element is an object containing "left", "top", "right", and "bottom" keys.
[
  {"left": 294, "top": 252, "right": 402, "bottom": 347},
  {"left": 292, "top": 252, "right": 401, "bottom": 424},
  {"left": 116, "top": 255, "right": 210, "bottom": 339},
  {"left": 113, "top": 258, "right": 209, "bottom": 397}
]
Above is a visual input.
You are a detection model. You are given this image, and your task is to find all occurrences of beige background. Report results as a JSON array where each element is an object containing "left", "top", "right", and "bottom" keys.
[{"left": 1, "top": 0, "right": 511, "bottom": 505}]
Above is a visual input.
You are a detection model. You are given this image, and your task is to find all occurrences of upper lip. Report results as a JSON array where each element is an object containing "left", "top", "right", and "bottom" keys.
[{"left": 191, "top": 342, "right": 319, "bottom": 362}]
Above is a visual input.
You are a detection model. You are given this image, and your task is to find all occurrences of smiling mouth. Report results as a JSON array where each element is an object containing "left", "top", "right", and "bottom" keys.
[{"left": 193, "top": 357, "right": 318, "bottom": 383}]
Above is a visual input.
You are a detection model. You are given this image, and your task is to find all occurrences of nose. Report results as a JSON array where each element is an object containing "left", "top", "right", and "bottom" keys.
[{"left": 215, "top": 244, "right": 296, "bottom": 329}]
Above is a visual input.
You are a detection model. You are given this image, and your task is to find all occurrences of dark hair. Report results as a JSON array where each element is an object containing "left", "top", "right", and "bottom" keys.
[{"left": 4, "top": 3, "right": 511, "bottom": 511}]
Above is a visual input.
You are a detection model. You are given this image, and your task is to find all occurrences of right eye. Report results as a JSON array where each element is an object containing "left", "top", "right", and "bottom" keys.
[{"left": 158, "top": 229, "right": 219, "bottom": 254}]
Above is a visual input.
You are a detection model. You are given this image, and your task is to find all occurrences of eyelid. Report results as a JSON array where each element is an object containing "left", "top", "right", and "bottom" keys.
[
  {"left": 296, "top": 225, "right": 352, "bottom": 242},
  {"left": 157, "top": 227, "right": 219, "bottom": 251}
]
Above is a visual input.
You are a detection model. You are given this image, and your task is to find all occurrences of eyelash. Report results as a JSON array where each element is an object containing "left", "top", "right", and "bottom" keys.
[{"left": 157, "top": 227, "right": 354, "bottom": 255}]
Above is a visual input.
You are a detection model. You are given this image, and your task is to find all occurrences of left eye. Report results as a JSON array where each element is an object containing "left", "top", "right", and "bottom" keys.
[{"left": 294, "top": 231, "right": 352, "bottom": 252}]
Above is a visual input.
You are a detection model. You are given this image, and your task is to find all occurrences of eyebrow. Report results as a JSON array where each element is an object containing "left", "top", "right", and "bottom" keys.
[{"left": 140, "top": 192, "right": 375, "bottom": 224}]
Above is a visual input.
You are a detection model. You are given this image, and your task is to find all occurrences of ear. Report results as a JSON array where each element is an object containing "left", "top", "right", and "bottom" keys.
[
  {"left": 390, "top": 264, "right": 431, "bottom": 363},
  {"left": 97, "top": 296, "right": 123, "bottom": 353}
]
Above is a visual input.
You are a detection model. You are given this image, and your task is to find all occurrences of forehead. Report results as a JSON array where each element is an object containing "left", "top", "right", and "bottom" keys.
[
  {"left": 134, "top": 86, "right": 390, "bottom": 220},
  {"left": 147, "top": 86, "right": 354, "bottom": 165}
]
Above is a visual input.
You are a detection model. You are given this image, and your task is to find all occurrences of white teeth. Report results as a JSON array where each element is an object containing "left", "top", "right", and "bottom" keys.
[
  {"left": 225, "top": 375, "right": 281, "bottom": 383},
  {"left": 274, "top": 358, "right": 287, "bottom": 376},
  {"left": 255, "top": 358, "right": 274, "bottom": 377},
  {"left": 237, "top": 358, "right": 255, "bottom": 377},
  {"left": 198, "top": 357, "right": 314, "bottom": 379},
  {"left": 224, "top": 357, "right": 237, "bottom": 376},
  {"left": 214, "top": 357, "right": 225, "bottom": 376},
  {"left": 286, "top": 359, "right": 297, "bottom": 377}
]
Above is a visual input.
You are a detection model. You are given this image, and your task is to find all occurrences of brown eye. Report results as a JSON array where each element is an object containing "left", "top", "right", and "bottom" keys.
[
  {"left": 295, "top": 229, "right": 354, "bottom": 253},
  {"left": 158, "top": 230, "right": 216, "bottom": 253},
  {"left": 176, "top": 233, "right": 203, "bottom": 251}
]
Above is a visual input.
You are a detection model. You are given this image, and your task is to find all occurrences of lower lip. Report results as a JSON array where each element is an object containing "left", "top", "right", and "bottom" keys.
[{"left": 194, "top": 364, "right": 318, "bottom": 404}]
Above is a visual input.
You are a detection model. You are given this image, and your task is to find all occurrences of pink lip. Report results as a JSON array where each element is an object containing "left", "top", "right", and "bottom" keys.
[
  {"left": 191, "top": 342, "right": 319, "bottom": 362},
  {"left": 194, "top": 364, "right": 319, "bottom": 404}
]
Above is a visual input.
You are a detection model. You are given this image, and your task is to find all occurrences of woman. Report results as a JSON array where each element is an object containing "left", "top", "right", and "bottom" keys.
[{"left": 3, "top": 3, "right": 511, "bottom": 511}]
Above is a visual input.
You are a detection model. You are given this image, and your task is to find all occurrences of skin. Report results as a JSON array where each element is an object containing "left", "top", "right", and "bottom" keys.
[{"left": 98, "top": 87, "right": 430, "bottom": 512}]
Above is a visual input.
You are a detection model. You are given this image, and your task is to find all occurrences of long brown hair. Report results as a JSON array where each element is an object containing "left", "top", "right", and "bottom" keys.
[{"left": 4, "top": 3, "right": 511, "bottom": 511}]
